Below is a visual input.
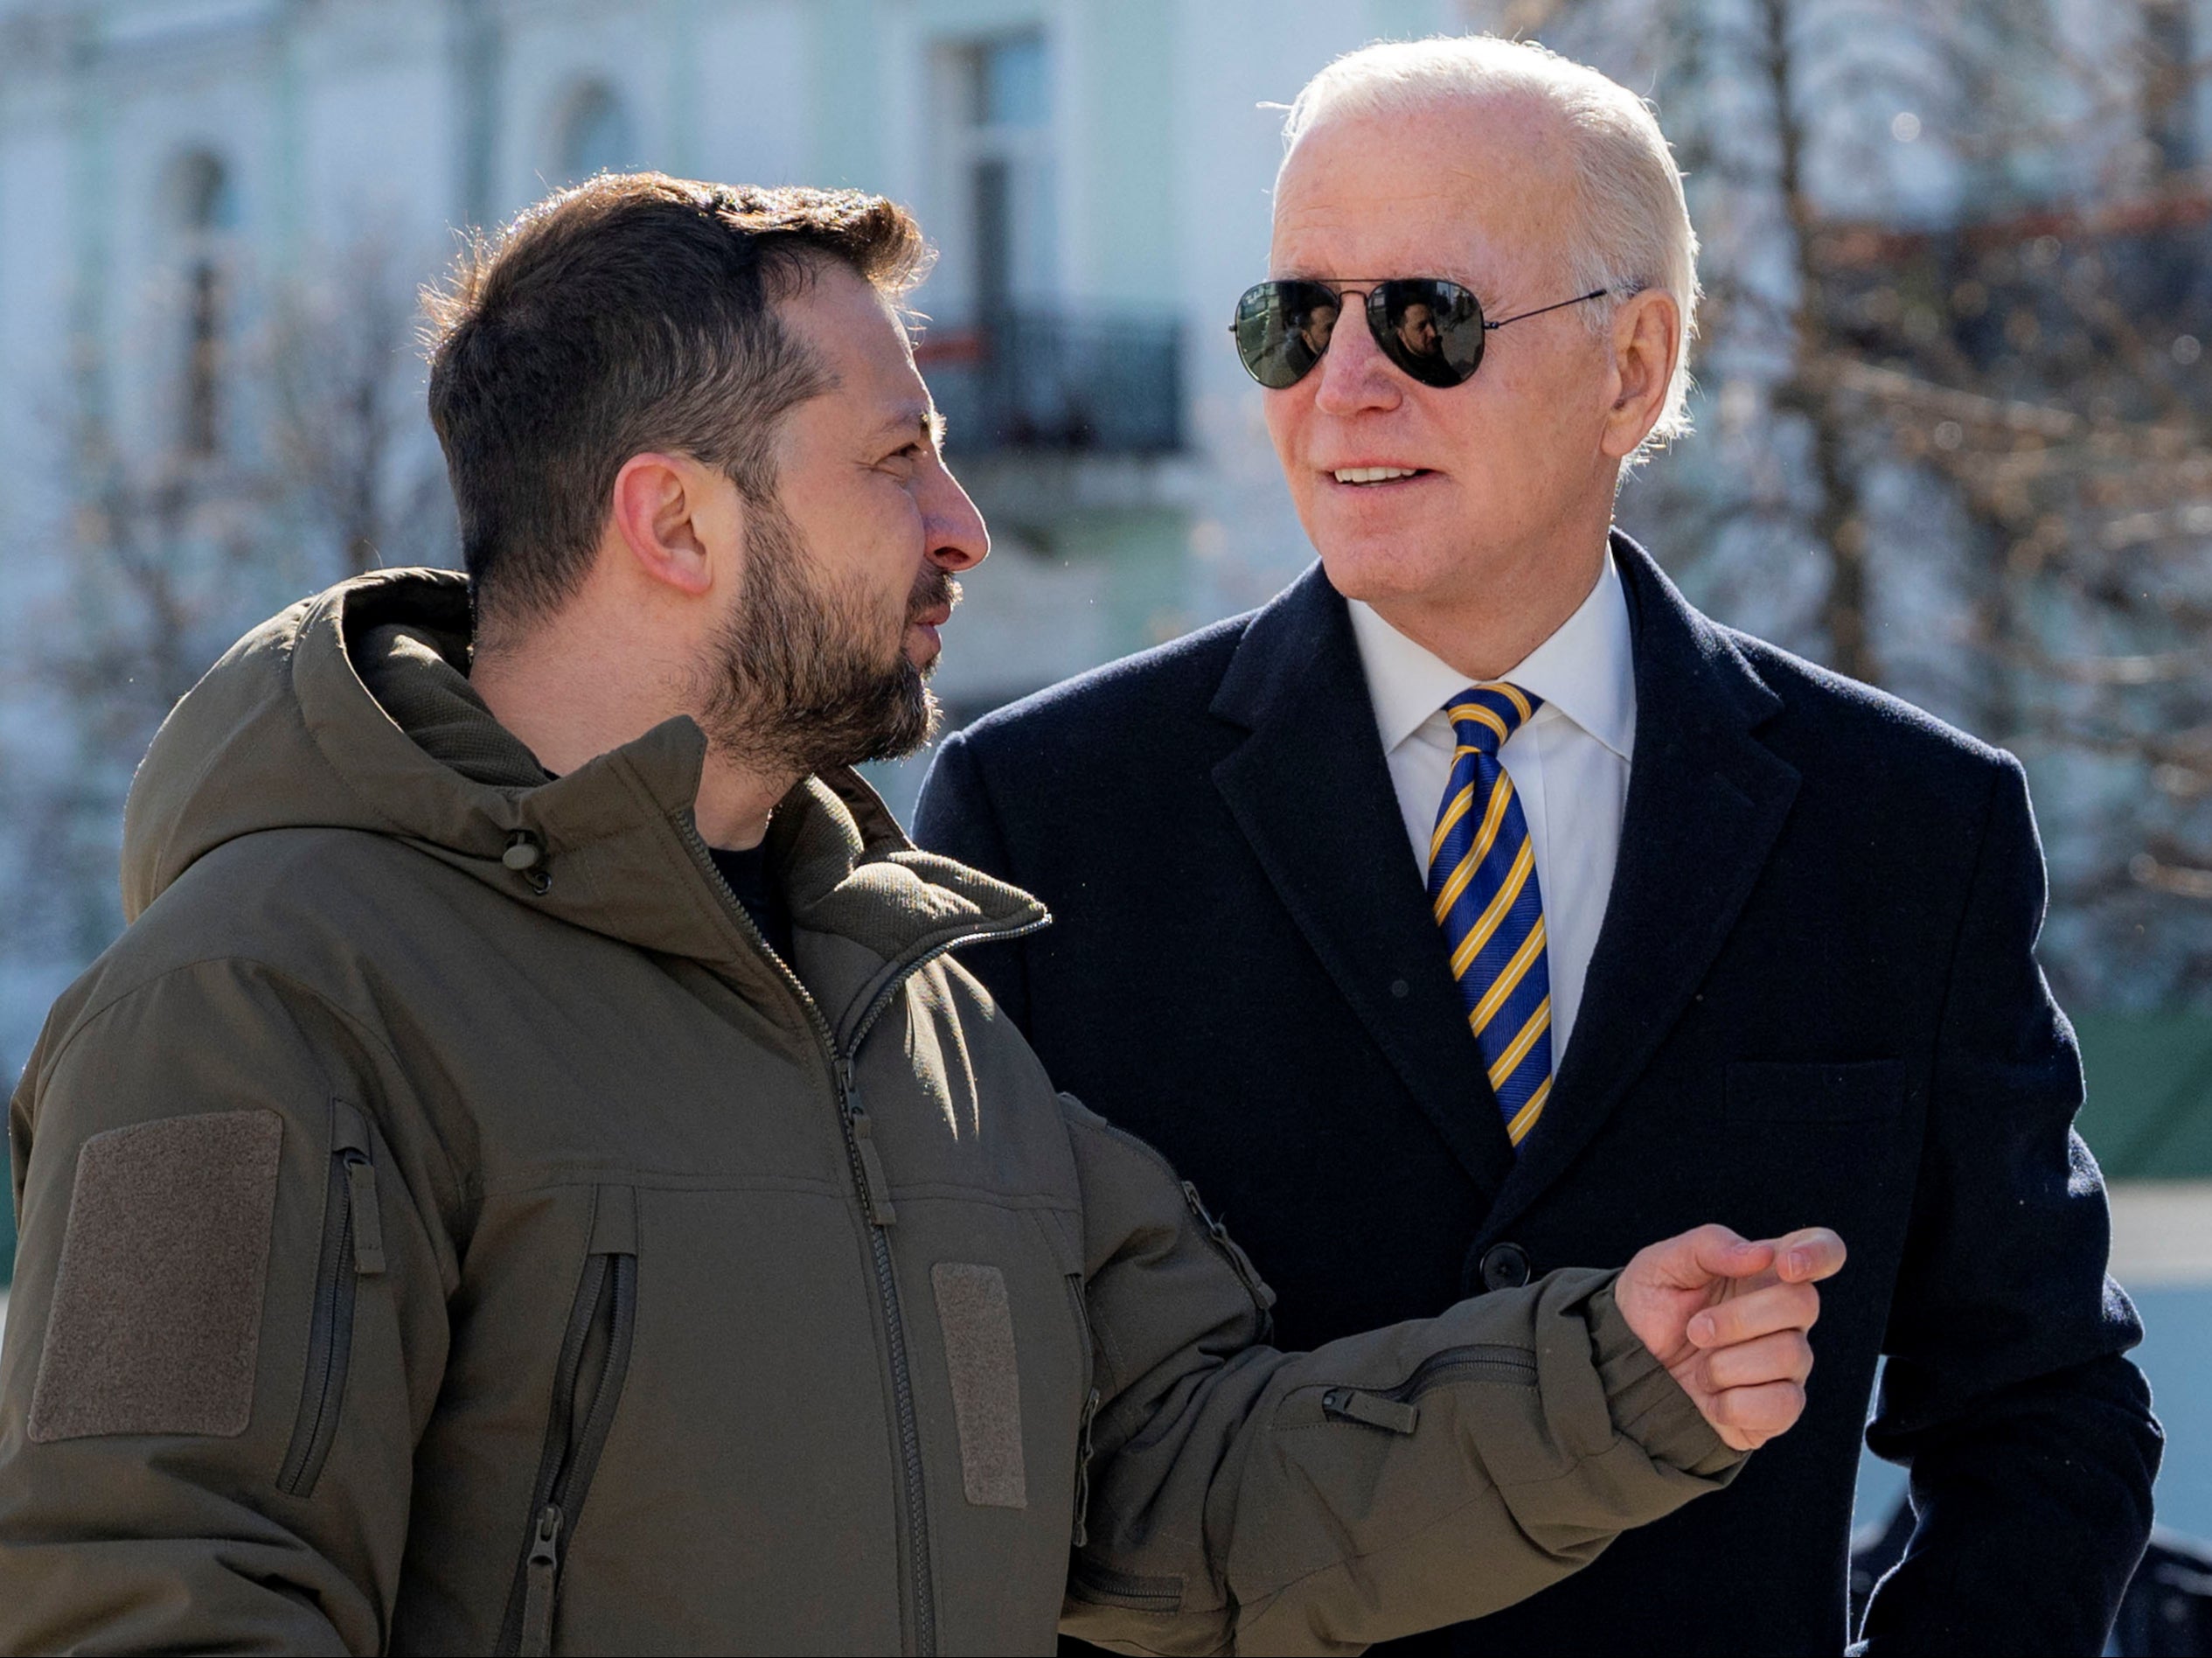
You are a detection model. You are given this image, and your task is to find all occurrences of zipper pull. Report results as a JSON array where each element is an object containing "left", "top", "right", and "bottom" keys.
[
  {"left": 519, "top": 1504, "right": 562, "bottom": 1656},
  {"left": 1181, "top": 1181, "right": 1276, "bottom": 1335},
  {"left": 1071, "top": 1386, "right": 1101, "bottom": 1549},
  {"left": 848, "top": 1098, "right": 899, "bottom": 1228},
  {"left": 1321, "top": 1387, "right": 1420, "bottom": 1435},
  {"left": 851, "top": 1109, "right": 899, "bottom": 1227},
  {"left": 344, "top": 1154, "right": 386, "bottom": 1276}
]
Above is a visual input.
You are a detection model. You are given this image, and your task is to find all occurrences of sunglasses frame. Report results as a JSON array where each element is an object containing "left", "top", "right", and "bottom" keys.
[{"left": 1230, "top": 277, "right": 1610, "bottom": 389}]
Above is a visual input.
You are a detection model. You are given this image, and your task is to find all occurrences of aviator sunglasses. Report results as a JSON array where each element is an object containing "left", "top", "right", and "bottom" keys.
[{"left": 1232, "top": 277, "right": 1610, "bottom": 390}]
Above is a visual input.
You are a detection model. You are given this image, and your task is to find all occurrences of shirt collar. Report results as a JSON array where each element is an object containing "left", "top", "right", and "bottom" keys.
[{"left": 1347, "top": 547, "right": 1637, "bottom": 762}]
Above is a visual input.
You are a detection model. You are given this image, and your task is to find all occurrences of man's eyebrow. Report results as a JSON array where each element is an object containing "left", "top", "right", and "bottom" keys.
[
  {"left": 876, "top": 401, "right": 945, "bottom": 449},
  {"left": 1272, "top": 265, "right": 1485, "bottom": 287}
]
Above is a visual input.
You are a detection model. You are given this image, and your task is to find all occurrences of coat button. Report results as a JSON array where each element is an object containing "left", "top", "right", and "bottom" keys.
[{"left": 1479, "top": 1243, "right": 1532, "bottom": 1292}]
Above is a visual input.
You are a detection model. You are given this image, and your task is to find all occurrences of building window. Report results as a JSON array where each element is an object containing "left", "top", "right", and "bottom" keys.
[
  {"left": 915, "top": 30, "right": 1179, "bottom": 456},
  {"left": 557, "top": 82, "right": 637, "bottom": 183},
  {"left": 940, "top": 31, "right": 1057, "bottom": 323},
  {"left": 167, "top": 150, "right": 237, "bottom": 458}
]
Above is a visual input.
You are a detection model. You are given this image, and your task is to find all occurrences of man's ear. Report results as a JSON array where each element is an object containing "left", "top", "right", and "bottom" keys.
[
  {"left": 609, "top": 453, "right": 741, "bottom": 597},
  {"left": 1599, "top": 289, "right": 1682, "bottom": 461}
]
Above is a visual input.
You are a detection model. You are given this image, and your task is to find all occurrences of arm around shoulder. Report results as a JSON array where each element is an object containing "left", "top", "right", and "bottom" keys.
[{"left": 0, "top": 957, "right": 453, "bottom": 1656}]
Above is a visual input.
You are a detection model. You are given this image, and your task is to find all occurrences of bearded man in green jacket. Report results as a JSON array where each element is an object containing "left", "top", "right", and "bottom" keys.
[{"left": 0, "top": 174, "right": 1841, "bottom": 1656}]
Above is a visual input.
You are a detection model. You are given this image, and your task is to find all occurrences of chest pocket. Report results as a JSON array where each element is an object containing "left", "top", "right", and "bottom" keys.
[{"left": 1725, "top": 1059, "right": 1905, "bottom": 1125}]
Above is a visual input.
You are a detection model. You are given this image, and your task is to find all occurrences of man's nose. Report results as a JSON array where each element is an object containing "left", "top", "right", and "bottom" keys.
[
  {"left": 1311, "top": 308, "right": 1403, "bottom": 416},
  {"left": 922, "top": 463, "right": 990, "bottom": 572}
]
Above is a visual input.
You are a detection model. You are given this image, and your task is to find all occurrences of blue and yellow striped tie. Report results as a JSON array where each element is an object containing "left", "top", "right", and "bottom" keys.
[{"left": 1428, "top": 684, "right": 1554, "bottom": 1147}]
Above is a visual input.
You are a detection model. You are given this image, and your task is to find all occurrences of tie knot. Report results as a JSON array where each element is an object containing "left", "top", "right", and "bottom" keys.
[{"left": 1445, "top": 684, "right": 1541, "bottom": 755}]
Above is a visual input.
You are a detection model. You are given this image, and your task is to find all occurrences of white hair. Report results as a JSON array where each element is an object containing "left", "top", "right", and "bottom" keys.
[{"left": 1278, "top": 35, "right": 1701, "bottom": 450}]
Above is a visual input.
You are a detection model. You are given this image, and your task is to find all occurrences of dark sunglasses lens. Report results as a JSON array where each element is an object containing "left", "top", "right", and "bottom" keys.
[
  {"left": 1235, "top": 282, "right": 1340, "bottom": 388},
  {"left": 1371, "top": 280, "right": 1485, "bottom": 387}
]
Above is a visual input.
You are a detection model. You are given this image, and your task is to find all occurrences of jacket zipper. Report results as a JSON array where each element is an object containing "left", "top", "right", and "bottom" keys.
[
  {"left": 677, "top": 816, "right": 1046, "bottom": 1657},
  {"left": 1065, "top": 1275, "right": 1100, "bottom": 1548},
  {"left": 499, "top": 1202, "right": 640, "bottom": 1658},
  {"left": 1178, "top": 1180, "right": 1276, "bottom": 1344},
  {"left": 277, "top": 1103, "right": 384, "bottom": 1496},
  {"left": 1071, "top": 1381, "right": 1102, "bottom": 1549},
  {"left": 1088, "top": 1118, "right": 1277, "bottom": 1341},
  {"left": 1318, "top": 1344, "right": 1538, "bottom": 1435}
]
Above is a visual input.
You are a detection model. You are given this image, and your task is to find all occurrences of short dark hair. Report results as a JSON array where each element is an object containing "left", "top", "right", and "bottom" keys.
[{"left": 422, "top": 174, "right": 929, "bottom": 629}]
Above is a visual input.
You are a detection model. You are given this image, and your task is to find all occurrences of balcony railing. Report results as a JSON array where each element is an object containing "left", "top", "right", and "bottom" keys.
[{"left": 915, "top": 310, "right": 1183, "bottom": 457}]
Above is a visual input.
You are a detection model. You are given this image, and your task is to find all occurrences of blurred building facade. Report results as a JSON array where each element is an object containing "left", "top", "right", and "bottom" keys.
[
  {"left": 0, "top": 0, "right": 1505, "bottom": 1034},
  {"left": 0, "top": 0, "right": 1455, "bottom": 799}
]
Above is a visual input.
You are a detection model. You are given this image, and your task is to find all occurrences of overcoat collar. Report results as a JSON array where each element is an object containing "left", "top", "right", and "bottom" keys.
[
  {"left": 1208, "top": 533, "right": 1800, "bottom": 1227},
  {"left": 1209, "top": 561, "right": 1520, "bottom": 1198},
  {"left": 1484, "top": 533, "right": 1800, "bottom": 1236}
]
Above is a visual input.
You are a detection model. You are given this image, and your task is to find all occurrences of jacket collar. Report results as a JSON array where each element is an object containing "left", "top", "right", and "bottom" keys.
[
  {"left": 1208, "top": 533, "right": 1799, "bottom": 1221},
  {"left": 282, "top": 572, "right": 1047, "bottom": 1026}
]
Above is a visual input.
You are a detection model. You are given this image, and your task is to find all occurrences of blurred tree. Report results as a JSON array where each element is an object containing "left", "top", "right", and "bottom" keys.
[
  {"left": 1, "top": 233, "right": 455, "bottom": 983},
  {"left": 1519, "top": 0, "right": 2212, "bottom": 1007},
  {"left": 270, "top": 237, "right": 456, "bottom": 581}
]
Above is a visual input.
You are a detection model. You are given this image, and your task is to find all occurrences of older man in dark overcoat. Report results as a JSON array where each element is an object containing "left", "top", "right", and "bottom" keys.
[{"left": 917, "top": 35, "right": 2160, "bottom": 1657}]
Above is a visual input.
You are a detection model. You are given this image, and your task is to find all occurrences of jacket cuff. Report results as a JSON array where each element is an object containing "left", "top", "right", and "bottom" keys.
[{"left": 1587, "top": 1279, "right": 1742, "bottom": 1478}]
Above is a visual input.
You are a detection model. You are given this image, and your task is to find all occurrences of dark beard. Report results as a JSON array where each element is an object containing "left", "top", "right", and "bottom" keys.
[{"left": 692, "top": 496, "right": 952, "bottom": 777}]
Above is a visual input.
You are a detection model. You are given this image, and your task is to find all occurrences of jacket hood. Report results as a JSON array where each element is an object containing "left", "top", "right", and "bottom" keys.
[{"left": 121, "top": 568, "right": 1045, "bottom": 975}]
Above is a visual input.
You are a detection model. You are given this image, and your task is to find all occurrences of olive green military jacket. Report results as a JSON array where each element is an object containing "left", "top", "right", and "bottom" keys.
[{"left": 0, "top": 571, "right": 1737, "bottom": 1655}]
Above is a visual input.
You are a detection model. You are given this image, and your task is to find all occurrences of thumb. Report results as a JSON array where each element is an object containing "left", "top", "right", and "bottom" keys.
[{"left": 1657, "top": 1224, "right": 1774, "bottom": 1289}]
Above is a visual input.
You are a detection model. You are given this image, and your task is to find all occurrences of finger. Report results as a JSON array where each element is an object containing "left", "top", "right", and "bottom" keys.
[
  {"left": 1653, "top": 1223, "right": 1772, "bottom": 1289},
  {"left": 1707, "top": 1378, "right": 1807, "bottom": 1441},
  {"left": 1770, "top": 1227, "right": 1847, "bottom": 1284},
  {"left": 1687, "top": 1280, "right": 1820, "bottom": 1348},
  {"left": 1702, "top": 1329, "right": 1814, "bottom": 1392}
]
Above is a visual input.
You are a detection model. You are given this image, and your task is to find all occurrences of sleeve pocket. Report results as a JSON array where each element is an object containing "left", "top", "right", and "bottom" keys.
[
  {"left": 29, "top": 1109, "right": 284, "bottom": 1442},
  {"left": 1724, "top": 1060, "right": 1905, "bottom": 1125}
]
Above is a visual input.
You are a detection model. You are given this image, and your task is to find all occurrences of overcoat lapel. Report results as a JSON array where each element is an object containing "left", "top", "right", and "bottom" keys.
[
  {"left": 1209, "top": 566, "right": 1517, "bottom": 1198},
  {"left": 1482, "top": 535, "right": 1802, "bottom": 1237}
]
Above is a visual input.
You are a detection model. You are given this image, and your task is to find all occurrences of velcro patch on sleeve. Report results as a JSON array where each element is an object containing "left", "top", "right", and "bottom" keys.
[
  {"left": 930, "top": 1262, "right": 1027, "bottom": 1508},
  {"left": 29, "top": 1110, "right": 285, "bottom": 1443}
]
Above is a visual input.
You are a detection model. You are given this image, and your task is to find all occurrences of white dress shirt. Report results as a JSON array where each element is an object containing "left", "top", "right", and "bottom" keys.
[{"left": 1347, "top": 549, "right": 1638, "bottom": 1065}]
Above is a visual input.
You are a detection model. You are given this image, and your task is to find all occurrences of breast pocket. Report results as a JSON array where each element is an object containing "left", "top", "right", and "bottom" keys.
[{"left": 1725, "top": 1059, "right": 1906, "bottom": 1125}]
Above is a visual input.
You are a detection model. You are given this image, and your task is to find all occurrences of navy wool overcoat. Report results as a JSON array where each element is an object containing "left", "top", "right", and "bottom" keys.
[{"left": 915, "top": 533, "right": 2160, "bottom": 1657}]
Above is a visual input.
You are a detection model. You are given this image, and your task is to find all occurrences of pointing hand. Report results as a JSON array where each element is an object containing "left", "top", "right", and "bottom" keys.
[{"left": 1614, "top": 1224, "right": 1847, "bottom": 1452}]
